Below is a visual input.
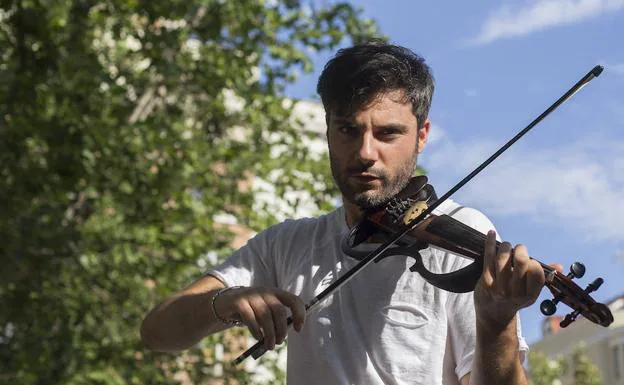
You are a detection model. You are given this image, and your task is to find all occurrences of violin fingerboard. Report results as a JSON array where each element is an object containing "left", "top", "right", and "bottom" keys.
[{"left": 424, "top": 215, "right": 488, "bottom": 258}]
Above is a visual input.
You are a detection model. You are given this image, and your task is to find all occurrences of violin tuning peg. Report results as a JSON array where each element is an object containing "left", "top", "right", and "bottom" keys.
[
  {"left": 560, "top": 315, "right": 573, "bottom": 328},
  {"left": 540, "top": 299, "right": 557, "bottom": 316},
  {"left": 560, "top": 309, "right": 581, "bottom": 328},
  {"left": 585, "top": 277, "right": 603, "bottom": 294},
  {"left": 567, "top": 262, "right": 586, "bottom": 279}
]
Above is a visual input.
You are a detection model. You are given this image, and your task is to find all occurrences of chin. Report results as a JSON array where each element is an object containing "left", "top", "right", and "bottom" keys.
[
  {"left": 340, "top": 180, "right": 389, "bottom": 208},
  {"left": 352, "top": 191, "right": 389, "bottom": 210}
]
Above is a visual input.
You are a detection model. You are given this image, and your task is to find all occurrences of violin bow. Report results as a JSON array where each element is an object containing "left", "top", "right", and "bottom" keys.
[{"left": 232, "top": 65, "right": 605, "bottom": 365}]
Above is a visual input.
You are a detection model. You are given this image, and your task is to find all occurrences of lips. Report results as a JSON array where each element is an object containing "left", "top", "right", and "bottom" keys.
[
  {"left": 351, "top": 173, "right": 377, "bottom": 179},
  {"left": 349, "top": 173, "right": 381, "bottom": 184}
]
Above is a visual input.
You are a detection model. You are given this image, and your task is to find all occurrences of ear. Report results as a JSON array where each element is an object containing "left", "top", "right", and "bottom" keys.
[{"left": 417, "top": 119, "right": 431, "bottom": 154}]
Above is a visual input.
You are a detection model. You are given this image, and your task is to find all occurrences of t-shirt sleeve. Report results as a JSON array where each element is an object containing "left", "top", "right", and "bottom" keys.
[
  {"left": 444, "top": 206, "right": 530, "bottom": 381},
  {"left": 205, "top": 226, "right": 279, "bottom": 289}
]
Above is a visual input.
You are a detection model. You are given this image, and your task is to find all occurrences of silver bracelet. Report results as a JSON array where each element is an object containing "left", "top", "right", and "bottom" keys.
[{"left": 211, "top": 286, "right": 244, "bottom": 326}]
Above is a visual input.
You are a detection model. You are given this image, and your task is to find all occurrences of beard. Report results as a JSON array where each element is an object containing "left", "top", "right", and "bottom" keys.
[{"left": 330, "top": 152, "right": 418, "bottom": 210}]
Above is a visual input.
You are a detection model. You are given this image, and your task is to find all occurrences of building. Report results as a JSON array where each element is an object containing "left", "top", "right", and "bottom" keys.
[{"left": 530, "top": 294, "right": 624, "bottom": 385}]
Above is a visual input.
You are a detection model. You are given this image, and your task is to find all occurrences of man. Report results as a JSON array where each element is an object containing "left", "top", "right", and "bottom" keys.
[{"left": 140, "top": 41, "right": 545, "bottom": 385}]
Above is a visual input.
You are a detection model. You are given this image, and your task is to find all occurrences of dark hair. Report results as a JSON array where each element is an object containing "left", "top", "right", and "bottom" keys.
[{"left": 316, "top": 40, "right": 435, "bottom": 128}]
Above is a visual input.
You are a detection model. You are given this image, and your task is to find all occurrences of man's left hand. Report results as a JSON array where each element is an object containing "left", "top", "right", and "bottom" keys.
[{"left": 474, "top": 230, "right": 546, "bottom": 329}]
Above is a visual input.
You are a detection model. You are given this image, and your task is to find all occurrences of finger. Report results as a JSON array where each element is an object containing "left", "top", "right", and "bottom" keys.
[
  {"left": 510, "top": 244, "right": 530, "bottom": 298},
  {"left": 548, "top": 263, "right": 564, "bottom": 273},
  {"left": 481, "top": 230, "right": 497, "bottom": 286},
  {"left": 249, "top": 295, "right": 276, "bottom": 350},
  {"left": 274, "top": 290, "right": 307, "bottom": 332},
  {"left": 496, "top": 242, "right": 514, "bottom": 290},
  {"left": 263, "top": 293, "right": 289, "bottom": 345},
  {"left": 237, "top": 300, "right": 263, "bottom": 341},
  {"left": 525, "top": 260, "right": 546, "bottom": 305}
]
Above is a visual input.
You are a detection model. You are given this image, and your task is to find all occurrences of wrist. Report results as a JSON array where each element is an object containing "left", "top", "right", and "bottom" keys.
[
  {"left": 473, "top": 314, "right": 525, "bottom": 384},
  {"left": 476, "top": 313, "right": 519, "bottom": 352},
  {"left": 211, "top": 286, "right": 244, "bottom": 327},
  {"left": 474, "top": 295, "right": 518, "bottom": 334}
]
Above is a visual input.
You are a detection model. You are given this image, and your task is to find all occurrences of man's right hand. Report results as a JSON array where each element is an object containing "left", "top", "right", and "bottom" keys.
[{"left": 213, "top": 287, "right": 306, "bottom": 350}]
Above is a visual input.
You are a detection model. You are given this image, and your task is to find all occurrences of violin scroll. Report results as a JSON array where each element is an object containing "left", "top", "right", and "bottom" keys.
[
  {"left": 539, "top": 262, "right": 587, "bottom": 316},
  {"left": 541, "top": 265, "right": 613, "bottom": 328}
]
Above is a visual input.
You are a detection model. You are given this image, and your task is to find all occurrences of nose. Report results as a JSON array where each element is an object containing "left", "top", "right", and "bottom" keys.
[{"left": 357, "top": 131, "right": 379, "bottom": 164}]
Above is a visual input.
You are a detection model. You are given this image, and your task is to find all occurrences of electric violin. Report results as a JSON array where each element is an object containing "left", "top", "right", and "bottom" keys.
[
  {"left": 342, "top": 175, "right": 613, "bottom": 328},
  {"left": 232, "top": 64, "right": 614, "bottom": 365}
]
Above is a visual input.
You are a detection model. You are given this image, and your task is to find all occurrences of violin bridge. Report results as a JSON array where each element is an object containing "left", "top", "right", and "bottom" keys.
[{"left": 403, "top": 201, "right": 429, "bottom": 225}]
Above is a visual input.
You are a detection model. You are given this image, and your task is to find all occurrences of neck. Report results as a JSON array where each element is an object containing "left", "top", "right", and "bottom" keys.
[{"left": 343, "top": 200, "right": 364, "bottom": 228}]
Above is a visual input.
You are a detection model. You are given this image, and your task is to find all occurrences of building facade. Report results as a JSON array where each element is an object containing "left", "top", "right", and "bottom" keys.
[{"left": 530, "top": 295, "right": 624, "bottom": 385}]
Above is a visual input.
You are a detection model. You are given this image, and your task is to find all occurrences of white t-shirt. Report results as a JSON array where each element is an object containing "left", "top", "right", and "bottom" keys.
[{"left": 207, "top": 199, "right": 529, "bottom": 385}]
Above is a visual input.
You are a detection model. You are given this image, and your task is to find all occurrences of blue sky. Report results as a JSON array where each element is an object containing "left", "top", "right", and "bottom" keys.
[{"left": 285, "top": 0, "right": 624, "bottom": 345}]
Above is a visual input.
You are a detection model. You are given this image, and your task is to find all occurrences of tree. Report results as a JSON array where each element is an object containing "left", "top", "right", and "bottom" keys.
[
  {"left": 569, "top": 347, "right": 602, "bottom": 385},
  {"left": 528, "top": 346, "right": 603, "bottom": 385},
  {"left": 528, "top": 351, "right": 563, "bottom": 385},
  {"left": 0, "top": 1, "right": 380, "bottom": 384}
]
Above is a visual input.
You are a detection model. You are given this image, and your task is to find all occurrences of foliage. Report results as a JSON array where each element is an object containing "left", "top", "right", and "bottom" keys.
[
  {"left": 528, "top": 351, "right": 564, "bottom": 385},
  {"left": 0, "top": 0, "right": 380, "bottom": 384},
  {"left": 528, "top": 345, "right": 603, "bottom": 385},
  {"left": 567, "top": 347, "right": 603, "bottom": 385}
]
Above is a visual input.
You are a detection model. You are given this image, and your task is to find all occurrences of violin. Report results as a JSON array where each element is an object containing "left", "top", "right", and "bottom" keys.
[
  {"left": 232, "top": 64, "right": 613, "bottom": 365},
  {"left": 342, "top": 175, "right": 614, "bottom": 329}
]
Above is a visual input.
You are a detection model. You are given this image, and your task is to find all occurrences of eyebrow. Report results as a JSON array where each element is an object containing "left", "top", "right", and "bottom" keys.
[
  {"left": 330, "top": 117, "right": 410, "bottom": 132},
  {"left": 330, "top": 116, "right": 354, "bottom": 124},
  {"left": 377, "top": 123, "right": 409, "bottom": 133}
]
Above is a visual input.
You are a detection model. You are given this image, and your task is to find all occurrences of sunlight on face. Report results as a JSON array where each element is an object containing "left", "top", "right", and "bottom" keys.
[{"left": 327, "top": 90, "right": 424, "bottom": 209}]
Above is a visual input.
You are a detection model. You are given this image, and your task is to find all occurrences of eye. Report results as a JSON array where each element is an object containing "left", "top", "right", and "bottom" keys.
[
  {"left": 379, "top": 128, "right": 397, "bottom": 136},
  {"left": 337, "top": 124, "right": 358, "bottom": 135},
  {"left": 377, "top": 128, "right": 401, "bottom": 140}
]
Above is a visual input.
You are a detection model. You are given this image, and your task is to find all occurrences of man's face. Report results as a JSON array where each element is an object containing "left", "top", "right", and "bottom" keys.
[{"left": 327, "top": 90, "right": 430, "bottom": 209}]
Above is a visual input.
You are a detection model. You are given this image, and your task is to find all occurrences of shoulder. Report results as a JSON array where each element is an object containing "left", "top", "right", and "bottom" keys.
[{"left": 250, "top": 207, "right": 345, "bottom": 249}]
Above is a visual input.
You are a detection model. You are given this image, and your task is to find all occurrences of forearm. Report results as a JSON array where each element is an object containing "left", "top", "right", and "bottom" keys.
[
  {"left": 469, "top": 315, "right": 527, "bottom": 385},
  {"left": 140, "top": 289, "right": 226, "bottom": 352}
]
